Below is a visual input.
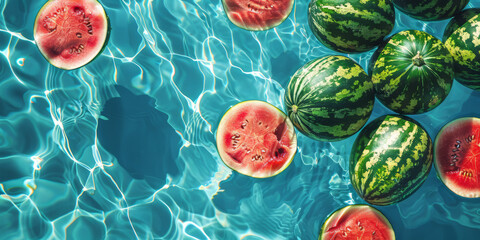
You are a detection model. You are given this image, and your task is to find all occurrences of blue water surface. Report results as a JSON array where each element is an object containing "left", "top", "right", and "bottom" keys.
[{"left": 1, "top": 0, "right": 480, "bottom": 239}]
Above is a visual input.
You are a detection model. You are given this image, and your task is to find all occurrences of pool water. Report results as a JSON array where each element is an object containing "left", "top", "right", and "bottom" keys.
[{"left": 1, "top": 0, "right": 480, "bottom": 239}]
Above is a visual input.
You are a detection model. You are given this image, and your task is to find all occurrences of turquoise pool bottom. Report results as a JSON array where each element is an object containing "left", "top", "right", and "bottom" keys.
[{"left": 0, "top": 0, "right": 480, "bottom": 239}]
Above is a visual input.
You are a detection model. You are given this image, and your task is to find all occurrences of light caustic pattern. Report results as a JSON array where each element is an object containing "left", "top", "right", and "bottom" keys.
[{"left": 0, "top": 0, "right": 480, "bottom": 239}]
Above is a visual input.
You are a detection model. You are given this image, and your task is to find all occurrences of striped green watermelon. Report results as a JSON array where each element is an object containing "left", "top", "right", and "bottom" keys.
[
  {"left": 350, "top": 115, "right": 433, "bottom": 206},
  {"left": 443, "top": 8, "right": 480, "bottom": 42},
  {"left": 308, "top": 0, "right": 395, "bottom": 53},
  {"left": 370, "top": 30, "right": 454, "bottom": 114},
  {"left": 444, "top": 9, "right": 480, "bottom": 90},
  {"left": 392, "top": 0, "right": 469, "bottom": 21},
  {"left": 284, "top": 55, "right": 374, "bottom": 142}
]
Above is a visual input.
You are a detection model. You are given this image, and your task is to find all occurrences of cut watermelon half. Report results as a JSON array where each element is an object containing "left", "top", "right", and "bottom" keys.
[
  {"left": 222, "top": 0, "right": 294, "bottom": 31},
  {"left": 216, "top": 100, "right": 297, "bottom": 178},
  {"left": 434, "top": 117, "right": 480, "bottom": 198},
  {"left": 33, "top": 0, "right": 110, "bottom": 70},
  {"left": 320, "top": 205, "right": 395, "bottom": 240}
]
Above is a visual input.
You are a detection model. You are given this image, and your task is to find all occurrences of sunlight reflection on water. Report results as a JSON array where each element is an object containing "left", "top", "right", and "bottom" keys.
[{"left": 0, "top": 0, "right": 480, "bottom": 239}]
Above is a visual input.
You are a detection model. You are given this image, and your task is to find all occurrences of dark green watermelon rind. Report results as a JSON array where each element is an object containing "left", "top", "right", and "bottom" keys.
[
  {"left": 350, "top": 115, "right": 433, "bottom": 206},
  {"left": 319, "top": 205, "right": 395, "bottom": 240},
  {"left": 443, "top": 8, "right": 480, "bottom": 42},
  {"left": 34, "top": 0, "right": 111, "bottom": 70},
  {"left": 392, "top": 0, "right": 469, "bottom": 21},
  {"left": 308, "top": 0, "right": 395, "bottom": 53},
  {"left": 371, "top": 30, "right": 454, "bottom": 114},
  {"left": 444, "top": 12, "right": 480, "bottom": 90},
  {"left": 368, "top": 36, "right": 388, "bottom": 77},
  {"left": 285, "top": 55, "right": 374, "bottom": 142},
  {"left": 215, "top": 100, "right": 297, "bottom": 179}
]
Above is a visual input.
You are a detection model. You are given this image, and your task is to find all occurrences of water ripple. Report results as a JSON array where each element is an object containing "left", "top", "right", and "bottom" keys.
[{"left": 1, "top": 0, "right": 480, "bottom": 239}]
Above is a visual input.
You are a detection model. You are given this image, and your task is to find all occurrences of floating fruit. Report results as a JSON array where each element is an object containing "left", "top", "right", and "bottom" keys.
[
  {"left": 434, "top": 117, "right": 480, "bottom": 198},
  {"left": 370, "top": 30, "right": 453, "bottom": 114},
  {"left": 308, "top": 0, "right": 395, "bottom": 53},
  {"left": 34, "top": 0, "right": 110, "bottom": 70},
  {"left": 350, "top": 115, "right": 433, "bottom": 205},
  {"left": 285, "top": 55, "right": 374, "bottom": 142},
  {"left": 222, "top": 0, "right": 294, "bottom": 31},
  {"left": 392, "top": 0, "right": 469, "bottom": 21},
  {"left": 444, "top": 8, "right": 480, "bottom": 90},
  {"left": 320, "top": 205, "right": 395, "bottom": 240},
  {"left": 216, "top": 100, "right": 297, "bottom": 178},
  {"left": 442, "top": 8, "right": 480, "bottom": 42}
]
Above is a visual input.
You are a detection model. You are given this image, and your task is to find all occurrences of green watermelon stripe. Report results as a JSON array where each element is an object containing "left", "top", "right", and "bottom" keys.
[
  {"left": 357, "top": 120, "right": 417, "bottom": 196},
  {"left": 290, "top": 60, "right": 369, "bottom": 106},
  {"left": 368, "top": 165, "right": 427, "bottom": 202},
  {"left": 371, "top": 30, "right": 453, "bottom": 114},
  {"left": 444, "top": 12, "right": 480, "bottom": 89},
  {"left": 290, "top": 113, "right": 344, "bottom": 139},
  {"left": 308, "top": 0, "right": 395, "bottom": 53},
  {"left": 374, "top": 64, "right": 413, "bottom": 98},
  {"left": 443, "top": 8, "right": 480, "bottom": 42},
  {"left": 290, "top": 112, "right": 321, "bottom": 136},
  {"left": 350, "top": 115, "right": 433, "bottom": 205},
  {"left": 319, "top": 3, "right": 393, "bottom": 24},
  {"left": 367, "top": 141, "right": 431, "bottom": 203},
  {"left": 353, "top": 117, "right": 401, "bottom": 188},
  {"left": 392, "top": 0, "right": 469, "bottom": 21},
  {"left": 289, "top": 58, "right": 338, "bottom": 105},
  {"left": 285, "top": 55, "right": 374, "bottom": 141}
]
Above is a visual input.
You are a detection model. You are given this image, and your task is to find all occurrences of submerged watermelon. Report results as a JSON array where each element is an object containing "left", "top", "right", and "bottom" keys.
[
  {"left": 320, "top": 205, "right": 395, "bottom": 240},
  {"left": 222, "top": 0, "right": 294, "bottom": 31},
  {"left": 34, "top": 0, "right": 110, "bottom": 70},
  {"left": 434, "top": 117, "right": 480, "bottom": 198},
  {"left": 444, "top": 9, "right": 480, "bottom": 90},
  {"left": 392, "top": 0, "right": 469, "bottom": 21},
  {"left": 370, "top": 30, "right": 453, "bottom": 114},
  {"left": 350, "top": 115, "right": 433, "bottom": 205},
  {"left": 216, "top": 100, "right": 297, "bottom": 178},
  {"left": 285, "top": 55, "right": 374, "bottom": 142},
  {"left": 308, "top": 0, "right": 395, "bottom": 53}
]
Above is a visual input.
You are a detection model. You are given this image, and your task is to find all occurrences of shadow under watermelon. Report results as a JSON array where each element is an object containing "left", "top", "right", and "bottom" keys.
[{"left": 97, "top": 85, "right": 181, "bottom": 188}]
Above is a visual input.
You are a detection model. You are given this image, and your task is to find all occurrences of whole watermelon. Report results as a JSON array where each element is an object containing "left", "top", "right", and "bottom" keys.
[
  {"left": 370, "top": 30, "right": 454, "bottom": 114},
  {"left": 444, "top": 9, "right": 480, "bottom": 90},
  {"left": 392, "top": 0, "right": 469, "bottom": 21},
  {"left": 284, "top": 55, "right": 374, "bottom": 142},
  {"left": 350, "top": 115, "right": 433, "bottom": 206},
  {"left": 308, "top": 0, "right": 395, "bottom": 53}
]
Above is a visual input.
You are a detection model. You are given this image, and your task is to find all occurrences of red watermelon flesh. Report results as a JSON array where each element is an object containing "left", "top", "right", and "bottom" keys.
[
  {"left": 216, "top": 101, "right": 297, "bottom": 178},
  {"left": 222, "top": 0, "right": 294, "bottom": 31},
  {"left": 34, "top": 0, "right": 109, "bottom": 70},
  {"left": 434, "top": 117, "right": 480, "bottom": 198},
  {"left": 320, "top": 205, "right": 395, "bottom": 240}
]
